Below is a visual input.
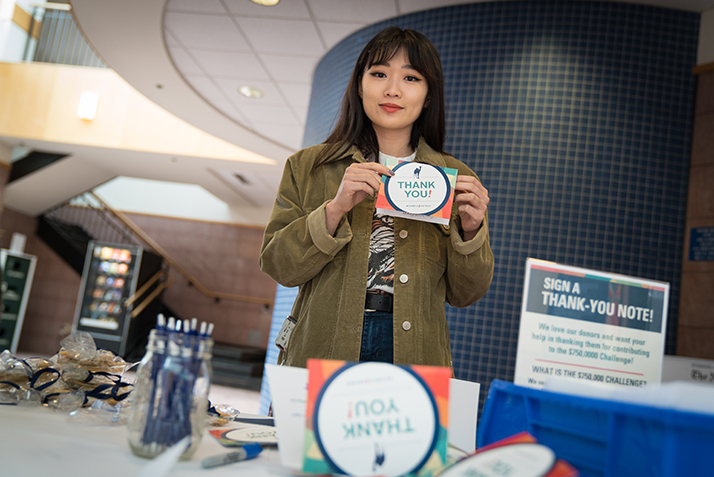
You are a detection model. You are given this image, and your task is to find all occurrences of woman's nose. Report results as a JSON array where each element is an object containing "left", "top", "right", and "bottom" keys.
[{"left": 384, "top": 78, "right": 401, "bottom": 97}]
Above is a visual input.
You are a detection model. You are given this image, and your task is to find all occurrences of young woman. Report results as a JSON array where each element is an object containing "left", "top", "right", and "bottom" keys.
[{"left": 260, "top": 27, "right": 494, "bottom": 370}]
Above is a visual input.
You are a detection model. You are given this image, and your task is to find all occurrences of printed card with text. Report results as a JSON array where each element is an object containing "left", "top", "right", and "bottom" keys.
[
  {"left": 515, "top": 258, "right": 669, "bottom": 389},
  {"left": 302, "top": 359, "right": 451, "bottom": 477},
  {"left": 376, "top": 158, "right": 458, "bottom": 225}
]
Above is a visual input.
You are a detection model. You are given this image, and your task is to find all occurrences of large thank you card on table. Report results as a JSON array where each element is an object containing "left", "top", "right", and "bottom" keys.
[{"left": 302, "top": 359, "right": 451, "bottom": 477}]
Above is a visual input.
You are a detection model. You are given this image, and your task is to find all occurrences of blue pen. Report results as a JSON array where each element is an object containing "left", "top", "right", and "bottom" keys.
[{"left": 201, "top": 443, "right": 263, "bottom": 468}]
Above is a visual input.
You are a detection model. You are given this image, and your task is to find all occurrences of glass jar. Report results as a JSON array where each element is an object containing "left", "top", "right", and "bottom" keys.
[
  {"left": 181, "top": 337, "right": 213, "bottom": 459},
  {"left": 127, "top": 330, "right": 213, "bottom": 460}
]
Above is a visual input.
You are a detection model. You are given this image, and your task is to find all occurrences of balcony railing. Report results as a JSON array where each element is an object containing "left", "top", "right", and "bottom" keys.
[{"left": 28, "top": 7, "right": 105, "bottom": 68}]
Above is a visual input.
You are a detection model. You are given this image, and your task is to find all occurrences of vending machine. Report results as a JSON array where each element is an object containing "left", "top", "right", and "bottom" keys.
[{"left": 72, "top": 241, "right": 162, "bottom": 357}]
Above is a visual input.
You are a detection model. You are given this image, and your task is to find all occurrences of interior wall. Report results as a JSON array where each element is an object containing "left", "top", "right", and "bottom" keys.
[
  {"left": 0, "top": 207, "right": 276, "bottom": 356},
  {"left": 697, "top": 9, "right": 714, "bottom": 65},
  {"left": 678, "top": 70, "right": 714, "bottom": 359},
  {"left": 0, "top": 208, "right": 79, "bottom": 355},
  {"left": 124, "top": 212, "right": 276, "bottom": 348},
  {"left": 263, "top": 0, "right": 700, "bottom": 411}
]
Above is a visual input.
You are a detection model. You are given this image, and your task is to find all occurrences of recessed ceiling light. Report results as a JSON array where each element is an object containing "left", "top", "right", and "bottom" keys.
[
  {"left": 249, "top": 0, "right": 280, "bottom": 5},
  {"left": 238, "top": 85, "right": 264, "bottom": 99}
]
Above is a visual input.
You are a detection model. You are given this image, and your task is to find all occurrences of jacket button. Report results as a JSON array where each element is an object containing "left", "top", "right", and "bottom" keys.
[
  {"left": 399, "top": 274, "right": 409, "bottom": 284},
  {"left": 402, "top": 321, "right": 412, "bottom": 331},
  {"left": 399, "top": 230, "right": 408, "bottom": 239}
]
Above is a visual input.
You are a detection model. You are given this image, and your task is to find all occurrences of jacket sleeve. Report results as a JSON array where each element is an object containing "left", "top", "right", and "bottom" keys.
[
  {"left": 444, "top": 164, "right": 495, "bottom": 308},
  {"left": 445, "top": 212, "right": 494, "bottom": 307},
  {"left": 260, "top": 156, "right": 353, "bottom": 288}
]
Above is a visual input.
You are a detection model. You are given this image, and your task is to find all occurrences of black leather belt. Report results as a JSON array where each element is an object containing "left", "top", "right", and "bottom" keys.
[{"left": 365, "top": 292, "right": 393, "bottom": 313}]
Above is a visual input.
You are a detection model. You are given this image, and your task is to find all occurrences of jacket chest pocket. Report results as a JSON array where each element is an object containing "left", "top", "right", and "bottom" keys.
[{"left": 424, "top": 222, "right": 449, "bottom": 270}]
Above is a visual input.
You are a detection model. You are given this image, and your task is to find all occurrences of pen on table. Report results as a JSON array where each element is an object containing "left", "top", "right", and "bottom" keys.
[{"left": 201, "top": 443, "right": 263, "bottom": 468}]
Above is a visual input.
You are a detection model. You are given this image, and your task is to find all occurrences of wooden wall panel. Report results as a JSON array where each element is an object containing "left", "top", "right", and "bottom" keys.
[{"left": 678, "top": 68, "right": 714, "bottom": 359}]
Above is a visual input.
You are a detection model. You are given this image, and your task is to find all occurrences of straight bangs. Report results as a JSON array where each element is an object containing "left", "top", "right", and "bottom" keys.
[
  {"left": 363, "top": 37, "right": 433, "bottom": 81},
  {"left": 364, "top": 42, "right": 403, "bottom": 70}
]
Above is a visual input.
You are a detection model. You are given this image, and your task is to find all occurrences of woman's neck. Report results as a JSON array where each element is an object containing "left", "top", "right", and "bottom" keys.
[{"left": 374, "top": 128, "right": 413, "bottom": 157}]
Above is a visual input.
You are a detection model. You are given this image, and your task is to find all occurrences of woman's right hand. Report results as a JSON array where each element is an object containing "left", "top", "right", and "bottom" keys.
[{"left": 325, "top": 162, "right": 393, "bottom": 235}]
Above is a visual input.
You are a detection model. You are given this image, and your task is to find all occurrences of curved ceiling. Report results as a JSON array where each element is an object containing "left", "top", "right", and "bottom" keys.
[
  {"left": 70, "top": 0, "right": 294, "bottom": 163},
  {"left": 69, "top": 0, "right": 484, "bottom": 159},
  {"left": 160, "top": 0, "right": 486, "bottom": 151},
  {"left": 71, "top": 0, "right": 713, "bottom": 158}
]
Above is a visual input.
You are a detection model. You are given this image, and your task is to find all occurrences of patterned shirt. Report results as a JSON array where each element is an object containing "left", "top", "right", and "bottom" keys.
[{"left": 366, "top": 150, "right": 417, "bottom": 294}]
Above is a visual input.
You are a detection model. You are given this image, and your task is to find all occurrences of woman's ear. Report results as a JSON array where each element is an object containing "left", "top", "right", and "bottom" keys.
[{"left": 424, "top": 96, "right": 430, "bottom": 108}]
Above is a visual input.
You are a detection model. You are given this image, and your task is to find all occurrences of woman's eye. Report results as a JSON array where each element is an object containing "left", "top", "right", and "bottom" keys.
[
  {"left": 405, "top": 75, "right": 421, "bottom": 82},
  {"left": 371, "top": 72, "right": 386, "bottom": 78}
]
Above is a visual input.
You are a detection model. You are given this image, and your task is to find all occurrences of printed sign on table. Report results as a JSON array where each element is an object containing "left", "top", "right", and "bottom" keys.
[
  {"left": 303, "top": 359, "right": 450, "bottom": 477},
  {"left": 515, "top": 259, "right": 669, "bottom": 389},
  {"left": 376, "top": 158, "right": 457, "bottom": 225}
]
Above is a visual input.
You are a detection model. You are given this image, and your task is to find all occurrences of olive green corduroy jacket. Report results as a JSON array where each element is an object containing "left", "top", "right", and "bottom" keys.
[{"left": 260, "top": 138, "right": 494, "bottom": 368}]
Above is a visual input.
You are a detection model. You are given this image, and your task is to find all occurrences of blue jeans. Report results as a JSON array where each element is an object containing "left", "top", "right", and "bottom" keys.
[{"left": 359, "top": 311, "right": 394, "bottom": 363}]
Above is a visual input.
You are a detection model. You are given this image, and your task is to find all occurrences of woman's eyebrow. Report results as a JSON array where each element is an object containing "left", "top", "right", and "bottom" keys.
[{"left": 370, "top": 61, "right": 417, "bottom": 70}]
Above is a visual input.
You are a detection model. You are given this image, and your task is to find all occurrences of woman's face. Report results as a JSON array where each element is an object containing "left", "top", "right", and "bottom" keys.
[{"left": 360, "top": 49, "right": 428, "bottom": 146}]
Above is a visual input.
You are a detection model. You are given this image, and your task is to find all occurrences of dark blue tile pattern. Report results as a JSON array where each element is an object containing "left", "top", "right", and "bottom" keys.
[{"left": 263, "top": 1, "right": 699, "bottom": 413}]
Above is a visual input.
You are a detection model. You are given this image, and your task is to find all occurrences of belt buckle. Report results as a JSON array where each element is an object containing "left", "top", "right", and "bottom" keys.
[
  {"left": 365, "top": 291, "right": 392, "bottom": 313},
  {"left": 365, "top": 292, "right": 377, "bottom": 312}
]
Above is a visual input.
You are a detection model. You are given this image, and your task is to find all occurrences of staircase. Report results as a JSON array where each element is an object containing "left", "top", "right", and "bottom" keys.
[
  {"left": 37, "top": 193, "right": 265, "bottom": 390},
  {"left": 36, "top": 216, "right": 92, "bottom": 275},
  {"left": 211, "top": 343, "right": 266, "bottom": 391}
]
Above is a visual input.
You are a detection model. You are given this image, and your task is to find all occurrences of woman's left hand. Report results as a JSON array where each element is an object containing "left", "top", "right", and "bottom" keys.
[{"left": 454, "top": 176, "right": 489, "bottom": 241}]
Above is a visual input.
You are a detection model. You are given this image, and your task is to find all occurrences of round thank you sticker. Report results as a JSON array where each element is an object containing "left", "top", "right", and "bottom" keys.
[
  {"left": 313, "top": 362, "right": 438, "bottom": 477},
  {"left": 439, "top": 443, "right": 556, "bottom": 477},
  {"left": 223, "top": 426, "right": 278, "bottom": 444},
  {"left": 384, "top": 162, "right": 451, "bottom": 215}
]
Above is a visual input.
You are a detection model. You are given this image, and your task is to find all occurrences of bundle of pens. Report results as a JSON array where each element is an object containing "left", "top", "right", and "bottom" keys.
[{"left": 127, "top": 314, "right": 214, "bottom": 460}]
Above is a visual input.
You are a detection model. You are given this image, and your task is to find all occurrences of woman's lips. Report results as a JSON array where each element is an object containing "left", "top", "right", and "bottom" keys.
[{"left": 380, "top": 103, "right": 402, "bottom": 113}]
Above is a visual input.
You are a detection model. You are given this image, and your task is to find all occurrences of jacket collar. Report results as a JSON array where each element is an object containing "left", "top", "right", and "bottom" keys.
[
  {"left": 414, "top": 137, "right": 448, "bottom": 167},
  {"left": 344, "top": 137, "right": 447, "bottom": 167}
]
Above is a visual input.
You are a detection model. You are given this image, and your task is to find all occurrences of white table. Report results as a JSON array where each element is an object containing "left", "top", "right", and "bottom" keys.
[{"left": 0, "top": 405, "right": 295, "bottom": 477}]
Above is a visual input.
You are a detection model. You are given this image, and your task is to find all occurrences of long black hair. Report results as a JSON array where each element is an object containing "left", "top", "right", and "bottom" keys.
[{"left": 314, "top": 27, "right": 446, "bottom": 167}]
